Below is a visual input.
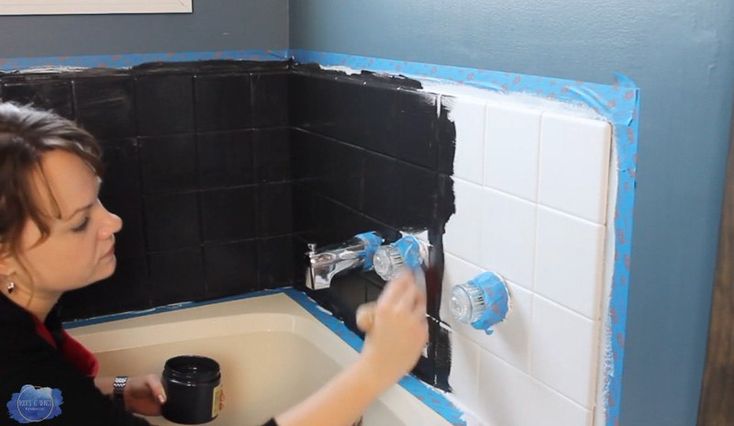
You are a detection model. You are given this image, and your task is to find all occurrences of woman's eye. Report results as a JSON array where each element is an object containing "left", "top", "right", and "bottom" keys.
[{"left": 72, "top": 217, "right": 90, "bottom": 233}]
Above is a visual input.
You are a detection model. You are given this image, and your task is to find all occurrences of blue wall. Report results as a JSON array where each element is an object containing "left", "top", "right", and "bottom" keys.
[
  {"left": 290, "top": 1, "right": 734, "bottom": 425},
  {"left": 0, "top": 0, "right": 288, "bottom": 57}
]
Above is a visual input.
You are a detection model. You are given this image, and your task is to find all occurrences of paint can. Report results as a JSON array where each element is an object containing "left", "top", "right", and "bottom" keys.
[{"left": 162, "top": 355, "right": 223, "bottom": 424}]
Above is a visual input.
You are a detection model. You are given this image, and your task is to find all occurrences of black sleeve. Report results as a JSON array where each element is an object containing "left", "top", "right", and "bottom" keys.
[{"left": 0, "top": 346, "right": 150, "bottom": 426}]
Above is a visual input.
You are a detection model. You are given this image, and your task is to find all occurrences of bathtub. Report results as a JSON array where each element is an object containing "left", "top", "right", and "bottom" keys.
[{"left": 66, "top": 288, "right": 463, "bottom": 426}]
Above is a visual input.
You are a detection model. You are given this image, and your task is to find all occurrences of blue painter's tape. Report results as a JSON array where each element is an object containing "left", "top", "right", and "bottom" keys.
[
  {"left": 0, "top": 49, "right": 289, "bottom": 72},
  {"left": 468, "top": 272, "right": 510, "bottom": 336},
  {"left": 354, "top": 231, "right": 384, "bottom": 271},
  {"left": 393, "top": 235, "right": 423, "bottom": 270}
]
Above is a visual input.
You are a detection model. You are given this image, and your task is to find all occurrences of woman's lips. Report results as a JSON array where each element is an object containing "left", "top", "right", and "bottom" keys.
[{"left": 102, "top": 245, "right": 115, "bottom": 258}]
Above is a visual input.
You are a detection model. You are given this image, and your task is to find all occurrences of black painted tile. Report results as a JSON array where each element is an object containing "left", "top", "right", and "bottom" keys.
[
  {"left": 436, "top": 174, "right": 456, "bottom": 229},
  {"left": 150, "top": 248, "right": 205, "bottom": 306},
  {"left": 437, "top": 96, "right": 457, "bottom": 174},
  {"left": 288, "top": 73, "right": 326, "bottom": 131},
  {"left": 354, "top": 214, "right": 400, "bottom": 245},
  {"left": 98, "top": 139, "right": 145, "bottom": 259},
  {"left": 289, "top": 128, "right": 324, "bottom": 180},
  {"left": 197, "top": 130, "right": 255, "bottom": 188},
  {"left": 251, "top": 72, "right": 288, "bottom": 127},
  {"left": 74, "top": 77, "right": 135, "bottom": 138},
  {"left": 254, "top": 128, "right": 290, "bottom": 182},
  {"left": 1, "top": 79, "right": 74, "bottom": 120},
  {"left": 319, "top": 140, "right": 364, "bottom": 210},
  {"left": 362, "top": 152, "right": 398, "bottom": 225},
  {"left": 144, "top": 192, "right": 200, "bottom": 251},
  {"left": 291, "top": 235, "right": 311, "bottom": 287},
  {"left": 292, "top": 183, "right": 316, "bottom": 233},
  {"left": 204, "top": 240, "right": 258, "bottom": 298},
  {"left": 194, "top": 74, "right": 251, "bottom": 131},
  {"left": 135, "top": 74, "right": 194, "bottom": 136},
  {"left": 291, "top": 75, "right": 343, "bottom": 137},
  {"left": 78, "top": 257, "right": 150, "bottom": 317},
  {"left": 312, "top": 196, "right": 375, "bottom": 245},
  {"left": 330, "top": 273, "right": 368, "bottom": 329},
  {"left": 258, "top": 236, "right": 296, "bottom": 289},
  {"left": 396, "top": 163, "right": 438, "bottom": 229},
  {"left": 257, "top": 182, "right": 293, "bottom": 237},
  {"left": 366, "top": 279, "right": 383, "bottom": 302},
  {"left": 140, "top": 134, "right": 197, "bottom": 193},
  {"left": 200, "top": 187, "right": 256, "bottom": 242},
  {"left": 286, "top": 74, "right": 307, "bottom": 127},
  {"left": 396, "top": 90, "right": 439, "bottom": 169},
  {"left": 350, "top": 83, "right": 399, "bottom": 156}
]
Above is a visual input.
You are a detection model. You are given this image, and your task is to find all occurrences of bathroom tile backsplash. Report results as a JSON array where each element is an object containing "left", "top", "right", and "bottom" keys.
[
  {"left": 0, "top": 59, "right": 615, "bottom": 424},
  {"left": 439, "top": 90, "right": 613, "bottom": 425},
  {"left": 287, "top": 67, "right": 457, "bottom": 386}
]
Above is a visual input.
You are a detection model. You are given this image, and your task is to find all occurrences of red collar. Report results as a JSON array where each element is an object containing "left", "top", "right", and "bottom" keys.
[{"left": 32, "top": 315, "right": 99, "bottom": 378}]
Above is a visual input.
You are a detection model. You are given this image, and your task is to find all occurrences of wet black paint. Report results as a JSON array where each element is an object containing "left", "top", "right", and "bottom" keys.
[
  {"left": 290, "top": 63, "right": 456, "bottom": 389},
  {"left": 0, "top": 59, "right": 458, "bottom": 390}
]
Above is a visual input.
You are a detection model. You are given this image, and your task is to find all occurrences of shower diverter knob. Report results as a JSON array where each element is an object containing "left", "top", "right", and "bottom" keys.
[{"left": 450, "top": 271, "right": 510, "bottom": 335}]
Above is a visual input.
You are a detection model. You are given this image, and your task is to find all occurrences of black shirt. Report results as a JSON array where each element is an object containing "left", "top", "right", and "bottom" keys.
[
  {"left": 0, "top": 295, "right": 280, "bottom": 426},
  {"left": 0, "top": 294, "right": 149, "bottom": 425}
]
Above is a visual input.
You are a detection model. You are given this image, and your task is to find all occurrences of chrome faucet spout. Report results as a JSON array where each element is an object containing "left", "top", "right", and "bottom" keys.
[{"left": 305, "top": 232, "right": 384, "bottom": 290}]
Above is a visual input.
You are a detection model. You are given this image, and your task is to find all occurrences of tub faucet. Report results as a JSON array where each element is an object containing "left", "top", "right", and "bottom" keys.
[{"left": 305, "top": 231, "right": 384, "bottom": 290}]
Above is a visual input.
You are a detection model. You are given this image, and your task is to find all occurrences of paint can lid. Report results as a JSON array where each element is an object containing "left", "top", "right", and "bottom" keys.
[{"left": 163, "top": 355, "right": 221, "bottom": 384}]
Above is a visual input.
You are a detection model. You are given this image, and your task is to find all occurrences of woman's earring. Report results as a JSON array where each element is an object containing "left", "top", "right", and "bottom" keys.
[{"left": 7, "top": 280, "right": 15, "bottom": 294}]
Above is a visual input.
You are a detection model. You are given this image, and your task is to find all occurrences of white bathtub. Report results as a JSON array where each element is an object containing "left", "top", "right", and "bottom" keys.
[{"left": 67, "top": 289, "right": 462, "bottom": 426}]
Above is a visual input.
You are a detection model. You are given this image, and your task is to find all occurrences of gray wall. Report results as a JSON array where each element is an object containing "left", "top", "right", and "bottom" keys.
[
  {"left": 290, "top": 1, "right": 734, "bottom": 425},
  {"left": 0, "top": 0, "right": 288, "bottom": 57}
]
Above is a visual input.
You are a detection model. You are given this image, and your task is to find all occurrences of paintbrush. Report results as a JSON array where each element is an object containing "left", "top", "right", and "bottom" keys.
[{"left": 355, "top": 265, "right": 453, "bottom": 334}]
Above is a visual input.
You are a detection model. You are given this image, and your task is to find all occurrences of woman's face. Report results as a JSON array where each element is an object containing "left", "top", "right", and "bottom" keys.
[{"left": 11, "top": 149, "right": 122, "bottom": 294}]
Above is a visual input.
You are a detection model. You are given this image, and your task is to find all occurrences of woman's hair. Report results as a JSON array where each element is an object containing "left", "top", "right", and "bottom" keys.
[{"left": 0, "top": 102, "right": 103, "bottom": 260}]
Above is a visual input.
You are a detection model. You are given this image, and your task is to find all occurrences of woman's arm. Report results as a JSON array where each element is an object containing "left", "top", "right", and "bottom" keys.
[{"left": 276, "top": 272, "right": 428, "bottom": 426}]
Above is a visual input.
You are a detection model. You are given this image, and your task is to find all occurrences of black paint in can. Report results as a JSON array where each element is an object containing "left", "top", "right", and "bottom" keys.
[{"left": 162, "top": 355, "right": 222, "bottom": 424}]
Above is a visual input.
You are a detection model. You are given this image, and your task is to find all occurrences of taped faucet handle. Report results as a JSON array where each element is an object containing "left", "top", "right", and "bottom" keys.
[{"left": 356, "top": 301, "right": 377, "bottom": 333}]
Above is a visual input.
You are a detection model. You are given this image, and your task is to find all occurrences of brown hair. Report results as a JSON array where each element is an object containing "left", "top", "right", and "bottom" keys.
[{"left": 0, "top": 102, "right": 103, "bottom": 261}]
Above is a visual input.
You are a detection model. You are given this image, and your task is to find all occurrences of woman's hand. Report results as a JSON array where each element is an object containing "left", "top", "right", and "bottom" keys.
[
  {"left": 124, "top": 375, "right": 226, "bottom": 417},
  {"left": 358, "top": 270, "right": 429, "bottom": 390},
  {"left": 123, "top": 374, "right": 167, "bottom": 416}
]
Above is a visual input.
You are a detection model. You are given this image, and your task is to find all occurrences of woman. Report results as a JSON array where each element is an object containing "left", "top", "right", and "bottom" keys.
[{"left": 0, "top": 102, "right": 428, "bottom": 426}]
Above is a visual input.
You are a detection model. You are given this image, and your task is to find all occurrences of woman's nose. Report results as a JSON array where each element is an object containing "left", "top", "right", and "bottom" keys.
[{"left": 99, "top": 206, "right": 123, "bottom": 238}]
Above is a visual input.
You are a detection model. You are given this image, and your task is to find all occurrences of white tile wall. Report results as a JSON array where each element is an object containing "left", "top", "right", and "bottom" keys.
[
  {"left": 479, "top": 188, "right": 536, "bottom": 289},
  {"left": 447, "top": 331, "right": 481, "bottom": 411},
  {"left": 538, "top": 113, "right": 612, "bottom": 224},
  {"left": 476, "top": 349, "right": 592, "bottom": 426},
  {"left": 484, "top": 102, "right": 542, "bottom": 201},
  {"left": 530, "top": 296, "right": 599, "bottom": 407},
  {"left": 438, "top": 92, "right": 613, "bottom": 426},
  {"left": 534, "top": 206, "right": 606, "bottom": 319},
  {"left": 444, "top": 180, "right": 485, "bottom": 266}
]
